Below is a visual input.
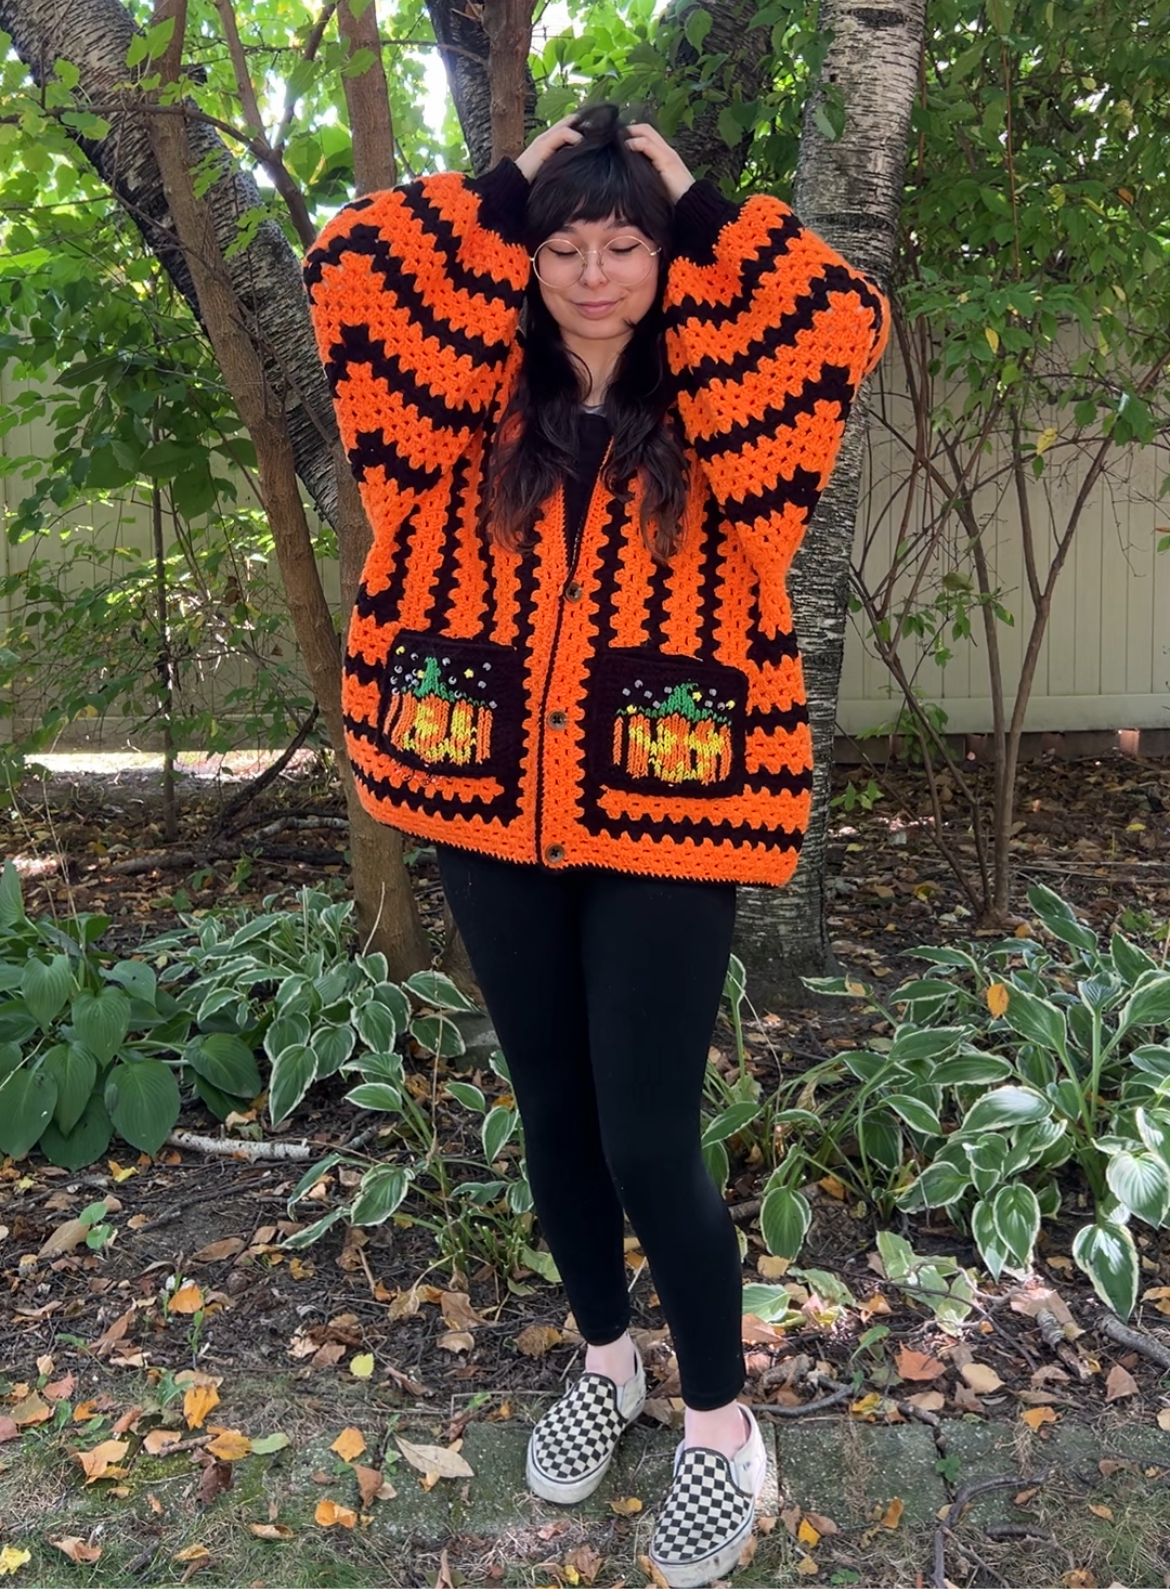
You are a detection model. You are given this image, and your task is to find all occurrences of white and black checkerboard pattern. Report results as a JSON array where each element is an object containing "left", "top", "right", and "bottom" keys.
[
  {"left": 650, "top": 1449, "right": 753, "bottom": 1566},
  {"left": 529, "top": 1373, "right": 627, "bottom": 1482}
]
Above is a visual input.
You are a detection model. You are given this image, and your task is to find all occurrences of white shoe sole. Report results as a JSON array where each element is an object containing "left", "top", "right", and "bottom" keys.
[{"left": 649, "top": 1513, "right": 755, "bottom": 1588}]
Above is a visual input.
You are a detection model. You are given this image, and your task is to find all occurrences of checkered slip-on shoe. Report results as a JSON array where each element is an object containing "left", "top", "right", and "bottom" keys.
[
  {"left": 526, "top": 1353, "right": 646, "bottom": 1504},
  {"left": 648, "top": 1405, "right": 767, "bottom": 1588}
]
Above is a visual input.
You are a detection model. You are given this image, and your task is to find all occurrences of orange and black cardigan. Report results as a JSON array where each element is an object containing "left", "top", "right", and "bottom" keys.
[{"left": 304, "top": 158, "right": 889, "bottom": 886}]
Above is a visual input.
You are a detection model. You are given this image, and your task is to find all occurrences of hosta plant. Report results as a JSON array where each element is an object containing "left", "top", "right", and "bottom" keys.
[
  {"left": 787, "top": 883, "right": 1170, "bottom": 1319},
  {"left": 0, "top": 862, "right": 258, "bottom": 1167}
]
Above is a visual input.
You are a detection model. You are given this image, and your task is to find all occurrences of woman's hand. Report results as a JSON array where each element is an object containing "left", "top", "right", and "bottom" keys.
[
  {"left": 515, "top": 114, "right": 584, "bottom": 182},
  {"left": 625, "top": 123, "right": 695, "bottom": 203}
]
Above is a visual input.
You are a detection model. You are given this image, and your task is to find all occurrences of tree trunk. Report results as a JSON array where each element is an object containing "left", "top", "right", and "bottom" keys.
[
  {"left": 483, "top": 0, "right": 534, "bottom": 165},
  {"left": 660, "top": 0, "right": 771, "bottom": 190},
  {"left": 0, "top": 0, "right": 429, "bottom": 977},
  {"left": 734, "top": 0, "right": 924, "bottom": 1008},
  {"left": 425, "top": 0, "right": 536, "bottom": 175}
]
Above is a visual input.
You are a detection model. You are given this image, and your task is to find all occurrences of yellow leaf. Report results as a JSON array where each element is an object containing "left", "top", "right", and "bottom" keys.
[
  {"left": 183, "top": 1384, "right": 219, "bottom": 1430},
  {"left": 72, "top": 1439, "right": 130, "bottom": 1482},
  {"left": 248, "top": 1523, "right": 294, "bottom": 1540},
  {"left": 795, "top": 1555, "right": 820, "bottom": 1576},
  {"left": 315, "top": 1499, "right": 357, "bottom": 1529},
  {"left": 143, "top": 1429, "right": 184, "bottom": 1456},
  {"left": 817, "top": 1175, "right": 846, "bottom": 1200},
  {"left": 850, "top": 1393, "right": 883, "bottom": 1419},
  {"left": 1087, "top": 1504, "right": 1114, "bottom": 1521},
  {"left": 985, "top": 326, "right": 1000, "bottom": 354},
  {"left": 331, "top": 1427, "right": 367, "bottom": 1463},
  {"left": 756, "top": 1254, "right": 790, "bottom": 1279},
  {"left": 516, "top": 1325, "right": 563, "bottom": 1357},
  {"left": 0, "top": 1549, "right": 31, "bottom": 1576},
  {"left": 881, "top": 1497, "right": 904, "bottom": 1530},
  {"left": 608, "top": 1495, "right": 643, "bottom": 1515},
  {"left": 960, "top": 1362, "right": 1004, "bottom": 1394},
  {"left": 1021, "top": 1406, "right": 1058, "bottom": 1430},
  {"left": 107, "top": 1160, "right": 137, "bottom": 1183},
  {"left": 168, "top": 1282, "right": 205, "bottom": 1315},
  {"left": 797, "top": 1518, "right": 821, "bottom": 1547},
  {"left": 172, "top": 1544, "right": 211, "bottom": 1565},
  {"left": 205, "top": 1428, "right": 253, "bottom": 1461},
  {"left": 986, "top": 982, "right": 1010, "bottom": 1018},
  {"left": 51, "top": 1538, "right": 102, "bottom": 1565},
  {"left": 349, "top": 1353, "right": 375, "bottom": 1380},
  {"left": 1035, "top": 427, "right": 1058, "bottom": 456}
]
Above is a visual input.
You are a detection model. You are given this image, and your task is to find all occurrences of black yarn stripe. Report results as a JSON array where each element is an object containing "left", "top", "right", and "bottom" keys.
[
  {"left": 349, "top": 505, "right": 415, "bottom": 633},
  {"left": 687, "top": 365, "right": 855, "bottom": 468},
  {"left": 744, "top": 701, "right": 809, "bottom": 734},
  {"left": 726, "top": 463, "right": 823, "bottom": 522},
  {"left": 580, "top": 802, "right": 806, "bottom": 850},
  {"left": 643, "top": 550, "right": 671, "bottom": 651},
  {"left": 589, "top": 494, "right": 631, "bottom": 650},
  {"left": 324, "top": 321, "right": 485, "bottom": 434},
  {"left": 694, "top": 503, "right": 725, "bottom": 664},
  {"left": 668, "top": 253, "right": 872, "bottom": 345},
  {"left": 346, "top": 429, "right": 442, "bottom": 493},
  {"left": 431, "top": 456, "right": 471, "bottom": 634},
  {"left": 666, "top": 207, "right": 804, "bottom": 321}
]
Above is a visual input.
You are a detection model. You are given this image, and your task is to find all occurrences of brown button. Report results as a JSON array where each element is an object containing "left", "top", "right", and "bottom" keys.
[
  {"left": 544, "top": 844, "right": 565, "bottom": 864},
  {"left": 547, "top": 709, "right": 568, "bottom": 729},
  {"left": 563, "top": 581, "right": 583, "bottom": 602}
]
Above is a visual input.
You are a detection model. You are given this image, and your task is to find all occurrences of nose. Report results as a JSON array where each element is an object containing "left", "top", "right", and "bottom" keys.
[{"left": 579, "top": 250, "right": 609, "bottom": 286}]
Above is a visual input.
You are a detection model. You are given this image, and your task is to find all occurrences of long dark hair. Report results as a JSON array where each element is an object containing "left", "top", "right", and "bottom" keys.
[{"left": 483, "top": 104, "right": 690, "bottom": 564}]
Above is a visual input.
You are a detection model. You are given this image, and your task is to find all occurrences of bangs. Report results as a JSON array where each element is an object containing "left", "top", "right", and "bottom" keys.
[{"left": 523, "top": 106, "right": 673, "bottom": 252}]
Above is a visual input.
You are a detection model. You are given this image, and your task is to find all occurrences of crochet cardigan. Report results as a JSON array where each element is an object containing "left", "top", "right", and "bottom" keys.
[{"left": 304, "top": 158, "right": 889, "bottom": 886}]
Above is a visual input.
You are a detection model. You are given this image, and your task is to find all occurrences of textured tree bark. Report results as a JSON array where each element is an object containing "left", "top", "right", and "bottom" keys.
[
  {"left": 483, "top": 0, "right": 534, "bottom": 165},
  {"left": 660, "top": 0, "right": 771, "bottom": 189},
  {"left": 424, "top": 0, "right": 536, "bottom": 175},
  {"left": 338, "top": 0, "right": 396, "bottom": 195},
  {"left": 734, "top": 0, "right": 925, "bottom": 1007},
  {"left": 0, "top": 0, "right": 429, "bottom": 976}
]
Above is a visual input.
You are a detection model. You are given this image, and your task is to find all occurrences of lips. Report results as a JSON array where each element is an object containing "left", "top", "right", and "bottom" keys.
[{"left": 573, "top": 300, "right": 620, "bottom": 316}]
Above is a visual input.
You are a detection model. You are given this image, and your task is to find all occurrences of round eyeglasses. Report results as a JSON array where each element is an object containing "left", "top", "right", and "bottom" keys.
[{"left": 531, "top": 236, "right": 662, "bottom": 289}]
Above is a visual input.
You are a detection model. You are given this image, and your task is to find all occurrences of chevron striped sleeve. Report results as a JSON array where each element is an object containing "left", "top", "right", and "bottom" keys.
[
  {"left": 302, "top": 162, "right": 532, "bottom": 495},
  {"left": 664, "top": 180, "right": 890, "bottom": 630}
]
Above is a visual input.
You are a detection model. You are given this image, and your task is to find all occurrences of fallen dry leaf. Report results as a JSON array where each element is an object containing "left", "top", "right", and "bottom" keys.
[
  {"left": 436, "top": 1331, "right": 474, "bottom": 1353},
  {"left": 795, "top": 1555, "right": 820, "bottom": 1576},
  {"left": 565, "top": 1543, "right": 603, "bottom": 1585},
  {"left": 609, "top": 1496, "right": 642, "bottom": 1516},
  {"left": 881, "top": 1497, "right": 904, "bottom": 1530},
  {"left": 1020, "top": 1406, "right": 1059, "bottom": 1431},
  {"left": 349, "top": 1352, "right": 375, "bottom": 1379},
  {"left": 330, "top": 1427, "right": 366, "bottom": 1462},
  {"left": 804, "top": 1511, "right": 839, "bottom": 1535},
  {"left": 172, "top": 1544, "right": 211, "bottom": 1564},
  {"left": 183, "top": 1384, "right": 219, "bottom": 1430},
  {"left": 196, "top": 1459, "right": 233, "bottom": 1507},
  {"left": 191, "top": 1238, "right": 247, "bottom": 1264},
  {"left": 354, "top": 1464, "right": 395, "bottom": 1507},
  {"left": 10, "top": 1393, "right": 52, "bottom": 1428},
  {"left": 906, "top": 1391, "right": 946, "bottom": 1412},
  {"left": 960, "top": 1362, "right": 1005, "bottom": 1394},
  {"left": 248, "top": 1523, "right": 294, "bottom": 1540},
  {"left": 72, "top": 1439, "right": 129, "bottom": 1482},
  {"left": 516, "top": 1324, "right": 563, "bottom": 1357},
  {"left": 740, "top": 1313, "right": 788, "bottom": 1345},
  {"left": 1060, "top": 1571, "right": 1097, "bottom": 1589},
  {"left": 440, "top": 1291, "right": 483, "bottom": 1330},
  {"left": 50, "top": 1538, "right": 102, "bottom": 1565},
  {"left": 986, "top": 982, "right": 1010, "bottom": 1017},
  {"left": 1105, "top": 1363, "right": 1139, "bottom": 1402},
  {"left": 43, "top": 1373, "right": 76, "bottom": 1403},
  {"left": 314, "top": 1499, "right": 357, "bottom": 1529},
  {"left": 205, "top": 1428, "right": 252, "bottom": 1462},
  {"left": 1087, "top": 1504, "right": 1114, "bottom": 1521},
  {"left": 897, "top": 1347, "right": 947, "bottom": 1381},
  {"left": 757, "top": 1254, "right": 790, "bottom": 1279},
  {"left": 0, "top": 1547, "right": 31, "bottom": 1575},
  {"left": 636, "top": 1552, "right": 670, "bottom": 1588},
  {"left": 38, "top": 1218, "right": 93, "bottom": 1261},
  {"left": 0, "top": 1419, "right": 18, "bottom": 1445},
  {"left": 796, "top": 1517, "right": 821, "bottom": 1547},
  {"left": 1157, "top": 1408, "right": 1170, "bottom": 1431},
  {"left": 396, "top": 1436, "right": 474, "bottom": 1481},
  {"left": 168, "top": 1282, "right": 205, "bottom": 1315},
  {"left": 143, "top": 1429, "right": 184, "bottom": 1456}
]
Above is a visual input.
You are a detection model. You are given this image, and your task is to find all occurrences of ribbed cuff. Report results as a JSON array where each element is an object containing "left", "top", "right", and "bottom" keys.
[
  {"left": 671, "top": 178, "right": 739, "bottom": 263},
  {"left": 468, "top": 157, "right": 530, "bottom": 246}
]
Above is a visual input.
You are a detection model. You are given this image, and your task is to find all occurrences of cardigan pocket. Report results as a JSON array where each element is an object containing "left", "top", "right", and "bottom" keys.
[
  {"left": 377, "top": 630, "right": 523, "bottom": 780},
  {"left": 589, "top": 647, "right": 748, "bottom": 799}
]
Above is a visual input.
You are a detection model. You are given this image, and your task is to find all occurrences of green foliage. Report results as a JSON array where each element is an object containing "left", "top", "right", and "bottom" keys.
[
  {"left": 0, "top": 861, "right": 256, "bottom": 1167},
  {"left": 781, "top": 883, "right": 1170, "bottom": 1318}
]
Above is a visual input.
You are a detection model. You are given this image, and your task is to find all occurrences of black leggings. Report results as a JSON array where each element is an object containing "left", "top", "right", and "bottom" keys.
[{"left": 435, "top": 844, "right": 745, "bottom": 1410}]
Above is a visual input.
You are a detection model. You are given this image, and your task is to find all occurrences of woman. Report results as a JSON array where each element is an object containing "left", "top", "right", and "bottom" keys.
[{"left": 305, "top": 103, "right": 888, "bottom": 1587}]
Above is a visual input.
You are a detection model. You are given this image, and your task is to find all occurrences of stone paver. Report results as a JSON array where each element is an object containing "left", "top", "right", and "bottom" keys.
[{"left": 776, "top": 1417, "right": 947, "bottom": 1529}]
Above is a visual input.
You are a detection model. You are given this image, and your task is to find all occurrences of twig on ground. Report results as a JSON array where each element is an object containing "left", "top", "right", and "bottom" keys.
[
  {"left": 755, "top": 1371, "right": 853, "bottom": 1418},
  {"left": 216, "top": 706, "right": 319, "bottom": 828},
  {"left": 946, "top": 1470, "right": 1051, "bottom": 1525},
  {"left": 131, "top": 1174, "right": 275, "bottom": 1233},
  {"left": 981, "top": 1523, "right": 1057, "bottom": 1542},
  {"left": 728, "top": 1196, "right": 761, "bottom": 1224},
  {"left": 942, "top": 1526, "right": 1014, "bottom": 1588},
  {"left": 1094, "top": 1310, "right": 1170, "bottom": 1370},
  {"left": 890, "top": 1396, "right": 941, "bottom": 1428},
  {"left": 336, "top": 1123, "right": 383, "bottom": 1153},
  {"left": 1036, "top": 1306, "right": 1093, "bottom": 1379},
  {"left": 166, "top": 1130, "right": 313, "bottom": 1161}
]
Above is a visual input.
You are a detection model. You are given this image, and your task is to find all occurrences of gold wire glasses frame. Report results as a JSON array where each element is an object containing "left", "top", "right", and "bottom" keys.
[{"left": 531, "top": 237, "right": 662, "bottom": 288}]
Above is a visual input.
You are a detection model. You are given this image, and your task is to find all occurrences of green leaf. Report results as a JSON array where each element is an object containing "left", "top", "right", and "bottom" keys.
[
  {"left": 897, "top": 1158, "right": 970, "bottom": 1210},
  {"left": 350, "top": 1165, "right": 410, "bottom": 1226},
  {"left": 403, "top": 970, "right": 478, "bottom": 1013},
  {"left": 964, "top": 1132, "right": 1009, "bottom": 1196},
  {"left": 1129, "top": 1045, "right": 1170, "bottom": 1082},
  {"left": 264, "top": 1012, "right": 311, "bottom": 1062},
  {"left": 0, "top": 863, "right": 25, "bottom": 929},
  {"left": 958, "top": 1085, "right": 1052, "bottom": 1135},
  {"left": 702, "top": 1136, "right": 729, "bottom": 1192},
  {"left": 1105, "top": 1150, "right": 1170, "bottom": 1226},
  {"left": 971, "top": 1197, "right": 1008, "bottom": 1281},
  {"left": 38, "top": 1093, "right": 113, "bottom": 1170},
  {"left": 889, "top": 1027, "right": 965, "bottom": 1063},
  {"left": 1000, "top": 984, "right": 1068, "bottom": 1056},
  {"left": 991, "top": 1182, "right": 1040, "bottom": 1269},
  {"left": 1025, "top": 884, "right": 1098, "bottom": 953},
  {"left": 882, "top": 1093, "right": 942, "bottom": 1137},
  {"left": 22, "top": 954, "right": 73, "bottom": 1029},
  {"left": 482, "top": 1105, "right": 516, "bottom": 1163},
  {"left": 344, "top": 1081, "right": 402, "bottom": 1112},
  {"left": 71, "top": 987, "right": 130, "bottom": 1066},
  {"left": 760, "top": 1186, "right": 811, "bottom": 1259},
  {"left": 717, "top": 106, "right": 743, "bottom": 149},
  {"left": 268, "top": 1043, "right": 318, "bottom": 1125},
  {"left": 684, "top": 7, "right": 712, "bottom": 48},
  {"left": 104, "top": 961, "right": 157, "bottom": 1005},
  {"left": 1111, "top": 933, "right": 1155, "bottom": 983},
  {"left": 814, "top": 102, "right": 839, "bottom": 141},
  {"left": 341, "top": 46, "right": 376, "bottom": 78},
  {"left": 187, "top": 1033, "right": 261, "bottom": 1099},
  {"left": 103, "top": 1059, "right": 180, "bottom": 1154},
  {"left": 701, "top": 1100, "right": 763, "bottom": 1146},
  {"left": 282, "top": 1208, "right": 348, "bottom": 1249},
  {"left": 41, "top": 1041, "right": 96, "bottom": 1135},
  {"left": 287, "top": 1151, "right": 345, "bottom": 1210},
  {"left": 1118, "top": 975, "right": 1170, "bottom": 1036},
  {"left": 0, "top": 1064, "right": 57, "bottom": 1157},
  {"left": 312, "top": 1023, "right": 355, "bottom": 1078},
  {"left": 856, "top": 1111, "right": 903, "bottom": 1172},
  {"left": 740, "top": 1283, "right": 799, "bottom": 1324},
  {"left": 445, "top": 1081, "right": 486, "bottom": 1113},
  {"left": 355, "top": 999, "right": 398, "bottom": 1053},
  {"left": 519, "top": 1243, "right": 559, "bottom": 1283},
  {"left": 932, "top": 1053, "right": 1014, "bottom": 1087},
  {"left": 410, "top": 1013, "right": 465, "bottom": 1058},
  {"left": 1072, "top": 1218, "right": 1138, "bottom": 1318}
]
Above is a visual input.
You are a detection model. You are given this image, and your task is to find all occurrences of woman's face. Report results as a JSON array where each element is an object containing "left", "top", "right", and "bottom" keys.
[{"left": 534, "top": 215, "right": 660, "bottom": 347}]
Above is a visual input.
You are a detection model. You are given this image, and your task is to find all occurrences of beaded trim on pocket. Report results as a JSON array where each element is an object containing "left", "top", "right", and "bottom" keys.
[
  {"left": 590, "top": 648, "right": 748, "bottom": 799},
  {"left": 378, "top": 631, "right": 522, "bottom": 779}
]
